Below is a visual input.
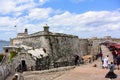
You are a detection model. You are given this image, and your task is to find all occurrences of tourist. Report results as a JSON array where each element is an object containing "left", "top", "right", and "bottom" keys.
[
  {"left": 106, "top": 55, "right": 109, "bottom": 61},
  {"left": 102, "top": 56, "right": 109, "bottom": 69},
  {"left": 74, "top": 55, "right": 80, "bottom": 66},
  {"left": 112, "top": 50, "right": 116, "bottom": 59},
  {"left": 112, "top": 50, "right": 118, "bottom": 65},
  {"left": 99, "top": 51, "right": 103, "bottom": 62},
  {"left": 117, "top": 49, "right": 120, "bottom": 55},
  {"left": 116, "top": 54, "right": 120, "bottom": 70},
  {"left": 105, "top": 62, "right": 117, "bottom": 80},
  {"left": 106, "top": 55, "right": 110, "bottom": 67},
  {"left": 12, "top": 73, "right": 18, "bottom": 80}
]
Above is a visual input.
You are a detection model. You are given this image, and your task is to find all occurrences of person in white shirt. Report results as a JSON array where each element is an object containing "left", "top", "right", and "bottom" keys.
[{"left": 102, "top": 55, "right": 109, "bottom": 69}]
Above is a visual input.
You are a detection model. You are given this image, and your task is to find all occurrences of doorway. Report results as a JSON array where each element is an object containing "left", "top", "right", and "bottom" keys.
[{"left": 21, "top": 60, "right": 27, "bottom": 71}]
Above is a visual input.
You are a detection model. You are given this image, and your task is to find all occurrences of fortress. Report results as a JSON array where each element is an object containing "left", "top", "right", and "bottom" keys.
[{"left": 8, "top": 24, "right": 120, "bottom": 70}]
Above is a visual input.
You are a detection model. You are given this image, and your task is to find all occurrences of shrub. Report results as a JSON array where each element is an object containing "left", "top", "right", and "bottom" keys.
[
  {"left": 9, "top": 51, "right": 17, "bottom": 62},
  {"left": 0, "top": 54, "right": 4, "bottom": 62}
]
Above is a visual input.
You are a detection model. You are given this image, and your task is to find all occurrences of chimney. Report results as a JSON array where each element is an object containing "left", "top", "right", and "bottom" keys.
[{"left": 43, "top": 24, "right": 49, "bottom": 32}]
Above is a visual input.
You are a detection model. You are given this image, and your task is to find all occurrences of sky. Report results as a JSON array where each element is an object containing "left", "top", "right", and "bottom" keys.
[{"left": 0, "top": 0, "right": 120, "bottom": 41}]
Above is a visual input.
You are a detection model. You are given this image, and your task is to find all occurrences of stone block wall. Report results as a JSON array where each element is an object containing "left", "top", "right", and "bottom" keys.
[
  {"left": 79, "top": 39, "right": 89, "bottom": 56},
  {"left": 47, "top": 35, "right": 81, "bottom": 62},
  {"left": 12, "top": 51, "right": 36, "bottom": 70},
  {"left": 11, "top": 34, "right": 84, "bottom": 62}
]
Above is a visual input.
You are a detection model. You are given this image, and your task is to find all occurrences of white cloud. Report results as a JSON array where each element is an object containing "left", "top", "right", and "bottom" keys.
[
  {"left": 0, "top": 0, "right": 48, "bottom": 15},
  {"left": 0, "top": 17, "right": 16, "bottom": 26},
  {"left": 39, "top": 0, "right": 49, "bottom": 5},
  {"left": 26, "top": 8, "right": 53, "bottom": 20},
  {"left": 0, "top": 0, "right": 16, "bottom": 14},
  {"left": 48, "top": 11, "right": 77, "bottom": 27},
  {"left": 15, "top": 2, "right": 36, "bottom": 12}
]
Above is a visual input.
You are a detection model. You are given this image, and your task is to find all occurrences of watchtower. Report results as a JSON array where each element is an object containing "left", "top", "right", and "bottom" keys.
[{"left": 43, "top": 24, "right": 49, "bottom": 32}]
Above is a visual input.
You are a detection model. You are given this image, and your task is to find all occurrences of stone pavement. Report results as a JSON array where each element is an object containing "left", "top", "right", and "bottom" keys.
[{"left": 21, "top": 45, "right": 120, "bottom": 80}]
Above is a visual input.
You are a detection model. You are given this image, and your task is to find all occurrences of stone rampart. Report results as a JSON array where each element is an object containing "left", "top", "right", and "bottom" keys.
[{"left": 11, "top": 33, "right": 85, "bottom": 62}]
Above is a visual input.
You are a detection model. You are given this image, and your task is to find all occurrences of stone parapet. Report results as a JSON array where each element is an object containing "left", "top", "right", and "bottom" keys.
[{"left": 23, "top": 66, "right": 75, "bottom": 76}]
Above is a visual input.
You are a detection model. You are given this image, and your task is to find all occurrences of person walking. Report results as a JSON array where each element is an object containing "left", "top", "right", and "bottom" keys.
[{"left": 105, "top": 62, "right": 117, "bottom": 80}]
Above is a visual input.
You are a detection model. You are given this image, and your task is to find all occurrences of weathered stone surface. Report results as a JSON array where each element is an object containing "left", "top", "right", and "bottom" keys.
[{"left": 23, "top": 66, "right": 75, "bottom": 80}]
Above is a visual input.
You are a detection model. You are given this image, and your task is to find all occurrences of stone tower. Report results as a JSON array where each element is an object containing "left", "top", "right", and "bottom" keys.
[
  {"left": 24, "top": 28, "right": 28, "bottom": 34},
  {"left": 43, "top": 24, "right": 49, "bottom": 32},
  {"left": 17, "top": 28, "right": 28, "bottom": 38}
]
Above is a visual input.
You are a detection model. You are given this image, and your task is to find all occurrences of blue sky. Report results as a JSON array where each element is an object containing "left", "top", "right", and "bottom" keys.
[{"left": 0, "top": 0, "right": 120, "bottom": 41}]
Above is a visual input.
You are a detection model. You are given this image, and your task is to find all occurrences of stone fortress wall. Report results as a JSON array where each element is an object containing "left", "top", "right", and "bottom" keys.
[
  {"left": 10, "top": 25, "right": 87, "bottom": 63},
  {"left": 10, "top": 25, "right": 120, "bottom": 61}
]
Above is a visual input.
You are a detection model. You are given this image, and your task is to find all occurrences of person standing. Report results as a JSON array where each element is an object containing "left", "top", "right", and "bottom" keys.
[
  {"left": 112, "top": 50, "right": 118, "bottom": 65},
  {"left": 74, "top": 55, "right": 80, "bottom": 66},
  {"left": 116, "top": 54, "right": 120, "bottom": 70},
  {"left": 117, "top": 49, "right": 120, "bottom": 55},
  {"left": 12, "top": 73, "right": 18, "bottom": 80},
  {"left": 105, "top": 62, "right": 117, "bottom": 80},
  {"left": 102, "top": 57, "right": 109, "bottom": 69},
  {"left": 106, "top": 55, "right": 110, "bottom": 68},
  {"left": 99, "top": 51, "right": 103, "bottom": 62}
]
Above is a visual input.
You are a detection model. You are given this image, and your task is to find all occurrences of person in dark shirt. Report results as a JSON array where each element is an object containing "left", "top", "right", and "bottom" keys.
[
  {"left": 99, "top": 51, "right": 103, "bottom": 62},
  {"left": 74, "top": 55, "right": 80, "bottom": 66},
  {"left": 105, "top": 62, "right": 117, "bottom": 80},
  {"left": 116, "top": 54, "right": 120, "bottom": 70}
]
